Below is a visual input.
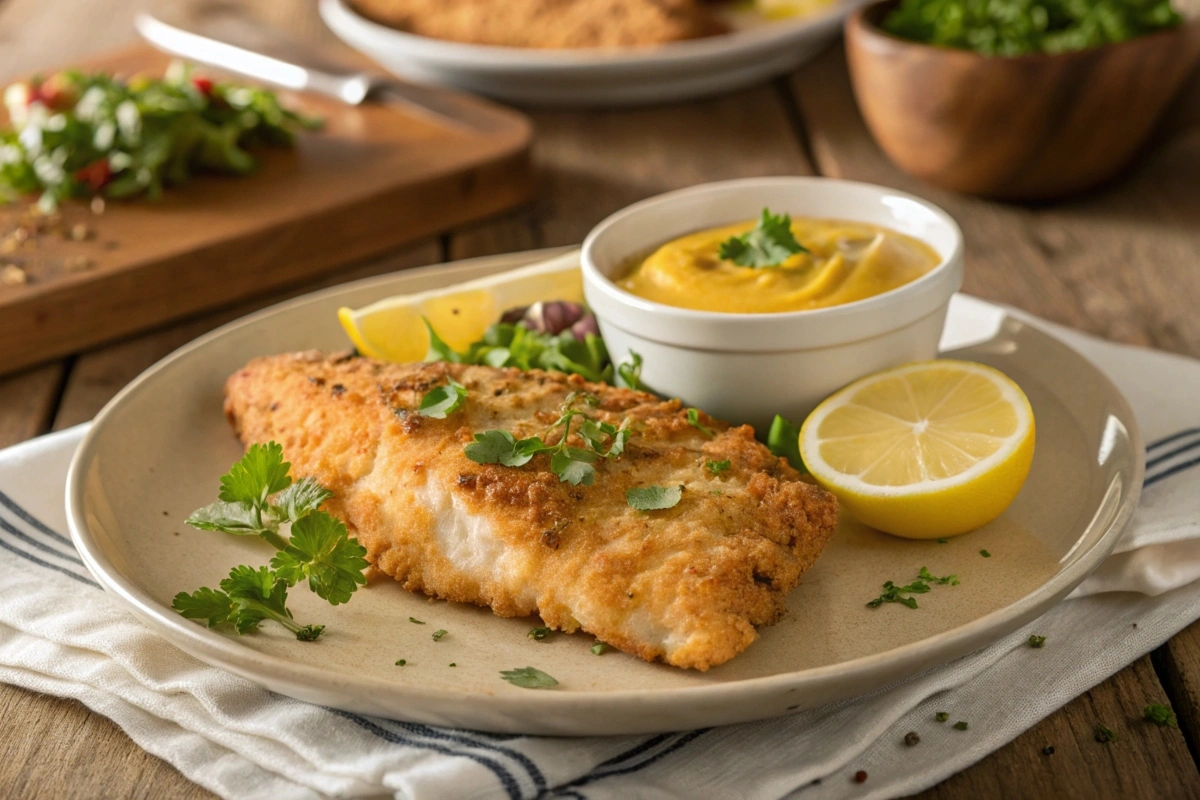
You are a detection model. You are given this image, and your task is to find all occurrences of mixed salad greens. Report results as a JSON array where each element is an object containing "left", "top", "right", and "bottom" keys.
[
  {"left": 881, "top": 0, "right": 1182, "bottom": 55},
  {"left": 1, "top": 62, "right": 318, "bottom": 211}
]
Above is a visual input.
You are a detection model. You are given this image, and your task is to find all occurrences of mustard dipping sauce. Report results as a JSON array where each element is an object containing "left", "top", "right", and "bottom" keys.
[{"left": 617, "top": 217, "right": 942, "bottom": 314}]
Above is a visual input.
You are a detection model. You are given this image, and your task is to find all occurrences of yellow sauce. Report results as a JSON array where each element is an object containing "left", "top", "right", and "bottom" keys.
[{"left": 618, "top": 218, "right": 941, "bottom": 314}]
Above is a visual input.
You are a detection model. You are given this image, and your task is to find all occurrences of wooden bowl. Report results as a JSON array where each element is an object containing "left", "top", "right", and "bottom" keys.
[{"left": 845, "top": 1, "right": 1200, "bottom": 200}]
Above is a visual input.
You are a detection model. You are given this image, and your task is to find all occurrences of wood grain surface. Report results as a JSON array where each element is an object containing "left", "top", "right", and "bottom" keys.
[
  {"left": 0, "top": 45, "right": 533, "bottom": 377},
  {"left": 0, "top": 0, "right": 1199, "bottom": 798}
]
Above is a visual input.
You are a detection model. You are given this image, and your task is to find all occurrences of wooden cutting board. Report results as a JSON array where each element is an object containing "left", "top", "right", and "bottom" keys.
[{"left": 0, "top": 46, "right": 534, "bottom": 376}]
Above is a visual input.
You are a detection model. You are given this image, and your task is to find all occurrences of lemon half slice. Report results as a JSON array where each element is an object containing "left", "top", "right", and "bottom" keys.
[
  {"left": 799, "top": 360, "right": 1035, "bottom": 539},
  {"left": 338, "top": 251, "right": 584, "bottom": 363}
]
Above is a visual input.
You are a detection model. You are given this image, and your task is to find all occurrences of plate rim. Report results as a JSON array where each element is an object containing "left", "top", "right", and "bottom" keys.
[{"left": 65, "top": 247, "right": 1146, "bottom": 731}]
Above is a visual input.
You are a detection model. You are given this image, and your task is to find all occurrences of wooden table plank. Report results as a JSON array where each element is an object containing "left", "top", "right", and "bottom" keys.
[{"left": 789, "top": 43, "right": 1200, "bottom": 798}]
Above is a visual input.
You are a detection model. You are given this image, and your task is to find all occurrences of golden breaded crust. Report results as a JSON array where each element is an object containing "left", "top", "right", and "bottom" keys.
[
  {"left": 224, "top": 351, "right": 837, "bottom": 670},
  {"left": 349, "top": 0, "right": 728, "bottom": 49}
]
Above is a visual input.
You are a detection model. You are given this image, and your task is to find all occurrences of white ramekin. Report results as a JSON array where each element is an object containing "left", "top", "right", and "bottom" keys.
[{"left": 581, "top": 177, "right": 965, "bottom": 431}]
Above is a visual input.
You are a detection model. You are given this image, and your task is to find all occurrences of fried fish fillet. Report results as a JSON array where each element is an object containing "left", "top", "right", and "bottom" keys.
[
  {"left": 224, "top": 352, "right": 837, "bottom": 670},
  {"left": 349, "top": 0, "right": 727, "bottom": 49}
]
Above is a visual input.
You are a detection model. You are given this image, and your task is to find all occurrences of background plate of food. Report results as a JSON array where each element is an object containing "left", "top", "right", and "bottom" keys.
[
  {"left": 319, "top": 0, "right": 858, "bottom": 105},
  {"left": 66, "top": 243, "right": 1141, "bottom": 735}
]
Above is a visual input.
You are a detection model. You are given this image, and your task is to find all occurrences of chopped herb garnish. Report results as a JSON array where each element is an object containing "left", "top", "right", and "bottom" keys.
[
  {"left": 1144, "top": 704, "right": 1177, "bottom": 727},
  {"left": 706, "top": 459, "right": 731, "bottom": 475},
  {"left": 766, "top": 414, "right": 806, "bottom": 472},
  {"left": 449, "top": 662, "right": 457, "bottom": 667},
  {"left": 935, "top": 711, "right": 949, "bottom": 722},
  {"left": 867, "top": 566, "right": 958, "bottom": 609},
  {"left": 1095, "top": 723, "right": 1118, "bottom": 743},
  {"left": 1029, "top": 634, "right": 1046, "bottom": 648},
  {"left": 465, "top": 392, "right": 630, "bottom": 487},
  {"left": 395, "top": 659, "right": 407, "bottom": 666},
  {"left": 0, "top": 64, "right": 320, "bottom": 211},
  {"left": 432, "top": 629, "right": 448, "bottom": 641},
  {"left": 717, "top": 208, "right": 808, "bottom": 268},
  {"left": 980, "top": 549, "right": 992, "bottom": 558},
  {"left": 627, "top": 485, "right": 683, "bottom": 511},
  {"left": 592, "top": 642, "right": 609, "bottom": 655},
  {"left": 918, "top": 566, "right": 960, "bottom": 586},
  {"left": 500, "top": 666, "right": 559, "bottom": 689},
  {"left": 686, "top": 408, "right": 714, "bottom": 438},
  {"left": 953, "top": 721, "right": 969, "bottom": 731},
  {"left": 418, "top": 377, "right": 468, "bottom": 419},
  {"left": 616, "top": 351, "right": 647, "bottom": 392},
  {"left": 409, "top": 617, "right": 425, "bottom": 625},
  {"left": 173, "top": 443, "right": 367, "bottom": 639},
  {"left": 936, "top": 538, "right": 949, "bottom": 544},
  {"left": 528, "top": 627, "right": 551, "bottom": 641}
]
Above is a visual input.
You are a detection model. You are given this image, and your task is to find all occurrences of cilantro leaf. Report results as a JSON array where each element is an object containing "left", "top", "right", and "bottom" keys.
[
  {"left": 272, "top": 477, "right": 333, "bottom": 523},
  {"left": 218, "top": 442, "right": 293, "bottom": 507},
  {"left": 464, "top": 430, "right": 519, "bottom": 464},
  {"left": 432, "top": 629, "right": 448, "bottom": 641},
  {"left": 186, "top": 500, "right": 268, "bottom": 536},
  {"left": 717, "top": 208, "right": 808, "bottom": 268},
  {"left": 627, "top": 485, "right": 683, "bottom": 511},
  {"left": 423, "top": 318, "right": 464, "bottom": 363},
  {"left": 172, "top": 586, "right": 233, "bottom": 627},
  {"left": 918, "top": 566, "right": 959, "bottom": 586},
  {"left": 216, "top": 565, "right": 323, "bottom": 640},
  {"left": 551, "top": 450, "right": 596, "bottom": 486},
  {"left": 766, "top": 414, "right": 806, "bottom": 473},
  {"left": 270, "top": 512, "right": 368, "bottom": 605},
  {"left": 1028, "top": 634, "right": 1046, "bottom": 648},
  {"left": 616, "top": 351, "right": 647, "bottom": 391},
  {"left": 528, "top": 627, "right": 551, "bottom": 641},
  {"left": 500, "top": 667, "right": 559, "bottom": 689},
  {"left": 419, "top": 378, "right": 468, "bottom": 419},
  {"left": 686, "top": 408, "right": 715, "bottom": 438},
  {"left": 706, "top": 459, "right": 731, "bottom": 475}
]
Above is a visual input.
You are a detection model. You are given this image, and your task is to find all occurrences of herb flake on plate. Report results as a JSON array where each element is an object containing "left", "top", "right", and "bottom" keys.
[
  {"left": 627, "top": 485, "right": 683, "bottom": 511},
  {"left": 500, "top": 667, "right": 559, "bottom": 689}
]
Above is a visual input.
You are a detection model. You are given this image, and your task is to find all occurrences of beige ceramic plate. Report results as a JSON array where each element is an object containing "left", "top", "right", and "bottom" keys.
[{"left": 66, "top": 248, "right": 1143, "bottom": 735}]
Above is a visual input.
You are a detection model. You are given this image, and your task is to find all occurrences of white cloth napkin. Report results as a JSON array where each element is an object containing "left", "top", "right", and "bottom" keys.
[{"left": 3, "top": 294, "right": 1200, "bottom": 800}]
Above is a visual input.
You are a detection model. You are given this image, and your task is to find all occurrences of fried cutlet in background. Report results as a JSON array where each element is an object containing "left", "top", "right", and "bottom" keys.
[
  {"left": 224, "top": 352, "right": 838, "bottom": 670},
  {"left": 349, "top": 0, "right": 729, "bottom": 48}
]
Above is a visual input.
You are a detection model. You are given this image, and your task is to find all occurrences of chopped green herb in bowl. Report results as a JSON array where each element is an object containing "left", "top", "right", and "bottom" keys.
[{"left": 880, "top": 0, "right": 1182, "bottom": 56}]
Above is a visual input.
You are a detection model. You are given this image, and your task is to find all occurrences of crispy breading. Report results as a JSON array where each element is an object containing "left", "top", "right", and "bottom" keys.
[
  {"left": 223, "top": 351, "right": 837, "bottom": 670},
  {"left": 349, "top": 0, "right": 728, "bottom": 49}
]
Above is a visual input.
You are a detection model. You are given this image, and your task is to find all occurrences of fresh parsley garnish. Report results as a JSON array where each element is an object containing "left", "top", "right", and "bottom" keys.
[
  {"left": 1029, "top": 634, "right": 1046, "bottom": 648},
  {"left": 418, "top": 377, "right": 468, "bottom": 419},
  {"left": 528, "top": 627, "right": 551, "bottom": 641},
  {"left": 616, "top": 351, "right": 647, "bottom": 391},
  {"left": 935, "top": 711, "right": 949, "bottom": 723},
  {"left": 953, "top": 721, "right": 969, "bottom": 731},
  {"left": 432, "top": 629, "right": 448, "bottom": 642},
  {"left": 500, "top": 667, "right": 559, "bottom": 689},
  {"left": 465, "top": 392, "right": 630, "bottom": 487},
  {"left": 766, "top": 415, "right": 806, "bottom": 473},
  {"left": 867, "top": 567, "right": 959, "bottom": 609},
  {"left": 409, "top": 616, "right": 425, "bottom": 625},
  {"left": 425, "top": 316, "right": 613, "bottom": 384},
  {"left": 1094, "top": 723, "right": 1118, "bottom": 743},
  {"left": 627, "top": 485, "right": 683, "bottom": 511},
  {"left": 716, "top": 208, "right": 808, "bottom": 269},
  {"left": 936, "top": 538, "right": 949, "bottom": 544},
  {"left": 1144, "top": 704, "right": 1177, "bottom": 727},
  {"left": 706, "top": 459, "right": 731, "bottom": 475},
  {"left": 980, "top": 549, "right": 992, "bottom": 558},
  {"left": 395, "top": 659, "right": 407, "bottom": 666},
  {"left": 173, "top": 443, "right": 368, "bottom": 639},
  {"left": 591, "top": 642, "right": 608, "bottom": 655},
  {"left": 686, "top": 408, "right": 714, "bottom": 438}
]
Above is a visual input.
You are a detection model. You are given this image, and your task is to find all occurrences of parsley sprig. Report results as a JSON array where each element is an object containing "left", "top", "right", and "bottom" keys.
[
  {"left": 717, "top": 208, "right": 808, "bottom": 269},
  {"left": 866, "top": 566, "right": 959, "bottom": 609},
  {"left": 173, "top": 443, "right": 369, "bottom": 640},
  {"left": 464, "top": 392, "right": 630, "bottom": 486},
  {"left": 418, "top": 377, "right": 468, "bottom": 418}
]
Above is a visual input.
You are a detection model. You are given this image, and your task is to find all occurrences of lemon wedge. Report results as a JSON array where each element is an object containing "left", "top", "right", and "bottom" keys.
[
  {"left": 799, "top": 360, "right": 1035, "bottom": 539},
  {"left": 338, "top": 251, "right": 584, "bottom": 363}
]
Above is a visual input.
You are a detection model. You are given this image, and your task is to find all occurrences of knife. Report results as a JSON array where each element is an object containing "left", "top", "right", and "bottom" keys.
[{"left": 134, "top": 12, "right": 497, "bottom": 134}]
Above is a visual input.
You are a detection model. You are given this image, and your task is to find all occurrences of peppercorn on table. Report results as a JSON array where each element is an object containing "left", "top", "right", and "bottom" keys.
[{"left": 1, "top": 0, "right": 1199, "bottom": 797}]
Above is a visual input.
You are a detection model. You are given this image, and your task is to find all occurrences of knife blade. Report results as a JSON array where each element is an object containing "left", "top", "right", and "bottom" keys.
[{"left": 134, "top": 12, "right": 494, "bottom": 134}]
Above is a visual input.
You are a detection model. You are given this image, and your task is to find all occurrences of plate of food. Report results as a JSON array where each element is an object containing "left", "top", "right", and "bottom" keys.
[
  {"left": 318, "top": 0, "right": 859, "bottom": 105},
  {"left": 66, "top": 178, "right": 1142, "bottom": 735}
]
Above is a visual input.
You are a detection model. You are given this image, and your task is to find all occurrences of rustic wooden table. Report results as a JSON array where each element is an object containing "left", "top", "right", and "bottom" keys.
[{"left": 2, "top": 1, "right": 1200, "bottom": 797}]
